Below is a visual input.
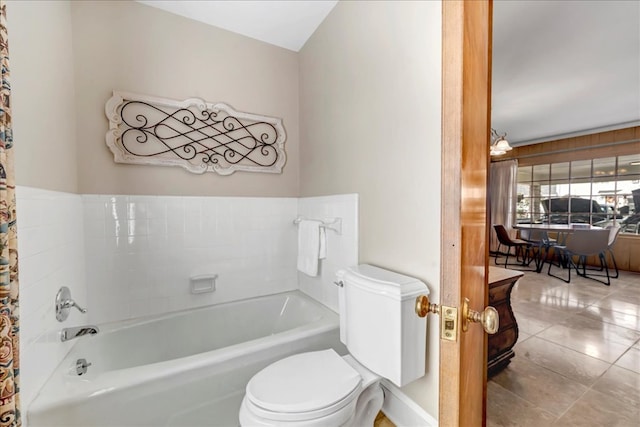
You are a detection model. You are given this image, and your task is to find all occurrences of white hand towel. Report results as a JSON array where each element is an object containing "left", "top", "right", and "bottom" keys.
[
  {"left": 297, "top": 219, "right": 325, "bottom": 277},
  {"left": 319, "top": 226, "right": 327, "bottom": 260}
]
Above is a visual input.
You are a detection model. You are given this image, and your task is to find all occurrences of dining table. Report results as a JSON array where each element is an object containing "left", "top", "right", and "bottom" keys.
[
  {"left": 513, "top": 223, "right": 598, "bottom": 232},
  {"left": 514, "top": 223, "right": 598, "bottom": 243},
  {"left": 512, "top": 223, "right": 601, "bottom": 272}
]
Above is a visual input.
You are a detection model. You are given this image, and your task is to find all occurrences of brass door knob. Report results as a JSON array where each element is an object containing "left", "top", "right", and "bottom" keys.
[
  {"left": 462, "top": 298, "right": 499, "bottom": 334},
  {"left": 415, "top": 295, "right": 440, "bottom": 317},
  {"left": 468, "top": 305, "right": 499, "bottom": 334}
]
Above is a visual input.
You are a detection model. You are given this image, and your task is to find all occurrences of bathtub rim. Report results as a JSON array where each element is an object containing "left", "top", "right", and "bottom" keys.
[
  {"left": 91, "top": 289, "right": 334, "bottom": 335},
  {"left": 29, "top": 290, "right": 340, "bottom": 414}
]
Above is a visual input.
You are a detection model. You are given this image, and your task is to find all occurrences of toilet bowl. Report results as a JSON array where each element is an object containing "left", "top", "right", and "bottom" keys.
[
  {"left": 239, "top": 349, "right": 383, "bottom": 427},
  {"left": 239, "top": 265, "right": 429, "bottom": 427}
]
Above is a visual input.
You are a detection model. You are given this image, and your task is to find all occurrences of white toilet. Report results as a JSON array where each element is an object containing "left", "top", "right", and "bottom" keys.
[{"left": 239, "top": 264, "right": 429, "bottom": 426}]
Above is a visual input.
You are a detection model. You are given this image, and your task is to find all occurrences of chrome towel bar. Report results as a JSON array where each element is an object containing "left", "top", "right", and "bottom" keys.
[{"left": 293, "top": 217, "right": 342, "bottom": 235}]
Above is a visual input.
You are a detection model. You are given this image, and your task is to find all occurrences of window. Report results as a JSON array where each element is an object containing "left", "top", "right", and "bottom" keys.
[{"left": 516, "top": 154, "right": 640, "bottom": 234}]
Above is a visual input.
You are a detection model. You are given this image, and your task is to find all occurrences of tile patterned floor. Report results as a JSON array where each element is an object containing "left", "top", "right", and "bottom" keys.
[{"left": 487, "top": 268, "right": 640, "bottom": 426}]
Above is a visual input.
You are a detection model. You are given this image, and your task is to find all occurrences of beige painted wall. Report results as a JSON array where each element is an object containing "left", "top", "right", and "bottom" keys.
[
  {"left": 299, "top": 0, "right": 442, "bottom": 418},
  {"left": 71, "top": 1, "right": 299, "bottom": 197},
  {"left": 8, "top": 0, "right": 78, "bottom": 193},
  {"left": 10, "top": 0, "right": 442, "bottom": 418}
]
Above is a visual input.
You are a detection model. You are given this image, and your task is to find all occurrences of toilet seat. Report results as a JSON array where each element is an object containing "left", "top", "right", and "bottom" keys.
[
  {"left": 243, "top": 349, "right": 362, "bottom": 422},
  {"left": 241, "top": 265, "right": 427, "bottom": 427}
]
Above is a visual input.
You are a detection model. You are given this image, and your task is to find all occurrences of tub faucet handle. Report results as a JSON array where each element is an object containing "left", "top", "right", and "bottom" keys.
[
  {"left": 62, "top": 299, "right": 87, "bottom": 314},
  {"left": 55, "top": 286, "right": 87, "bottom": 322}
]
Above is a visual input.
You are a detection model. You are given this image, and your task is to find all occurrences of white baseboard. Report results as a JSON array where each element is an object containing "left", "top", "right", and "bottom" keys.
[{"left": 380, "top": 380, "right": 438, "bottom": 427}]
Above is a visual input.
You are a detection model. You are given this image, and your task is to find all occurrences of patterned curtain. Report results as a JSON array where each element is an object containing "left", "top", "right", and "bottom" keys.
[{"left": 0, "top": 1, "right": 20, "bottom": 426}]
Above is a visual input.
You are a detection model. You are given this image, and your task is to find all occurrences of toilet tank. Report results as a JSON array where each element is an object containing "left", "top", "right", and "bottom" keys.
[{"left": 336, "top": 264, "right": 429, "bottom": 387}]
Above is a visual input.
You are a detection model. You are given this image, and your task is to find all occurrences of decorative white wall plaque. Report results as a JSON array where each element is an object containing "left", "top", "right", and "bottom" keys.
[{"left": 105, "top": 91, "right": 286, "bottom": 175}]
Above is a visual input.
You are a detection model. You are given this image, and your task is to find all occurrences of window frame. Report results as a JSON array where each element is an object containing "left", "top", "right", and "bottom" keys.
[{"left": 515, "top": 154, "right": 640, "bottom": 234}]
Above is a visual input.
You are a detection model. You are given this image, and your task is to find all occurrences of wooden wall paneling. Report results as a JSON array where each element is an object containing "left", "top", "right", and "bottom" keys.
[
  {"left": 623, "top": 236, "right": 640, "bottom": 272},
  {"left": 498, "top": 126, "right": 640, "bottom": 166}
]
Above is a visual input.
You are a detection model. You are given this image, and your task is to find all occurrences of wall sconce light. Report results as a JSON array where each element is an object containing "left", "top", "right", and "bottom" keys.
[{"left": 490, "top": 128, "right": 512, "bottom": 156}]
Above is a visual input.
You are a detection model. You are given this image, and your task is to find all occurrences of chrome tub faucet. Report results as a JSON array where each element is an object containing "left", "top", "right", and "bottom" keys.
[{"left": 61, "top": 325, "right": 99, "bottom": 342}]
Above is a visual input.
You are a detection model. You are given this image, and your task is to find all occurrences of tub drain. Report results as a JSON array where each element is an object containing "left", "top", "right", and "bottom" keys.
[{"left": 76, "top": 358, "right": 92, "bottom": 375}]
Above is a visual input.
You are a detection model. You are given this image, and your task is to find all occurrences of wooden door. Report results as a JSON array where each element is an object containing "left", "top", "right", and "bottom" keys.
[{"left": 439, "top": 1, "right": 492, "bottom": 426}]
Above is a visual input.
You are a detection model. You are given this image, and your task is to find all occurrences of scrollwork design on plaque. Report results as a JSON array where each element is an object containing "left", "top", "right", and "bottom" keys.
[{"left": 105, "top": 91, "right": 286, "bottom": 175}]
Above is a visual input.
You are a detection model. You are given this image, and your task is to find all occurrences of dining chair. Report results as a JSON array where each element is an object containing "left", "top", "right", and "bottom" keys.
[
  {"left": 586, "top": 225, "right": 622, "bottom": 278},
  {"left": 576, "top": 224, "right": 622, "bottom": 279},
  {"left": 547, "top": 228, "right": 611, "bottom": 286},
  {"left": 493, "top": 224, "right": 533, "bottom": 268},
  {"left": 605, "top": 225, "right": 622, "bottom": 278},
  {"left": 518, "top": 228, "right": 556, "bottom": 272}
]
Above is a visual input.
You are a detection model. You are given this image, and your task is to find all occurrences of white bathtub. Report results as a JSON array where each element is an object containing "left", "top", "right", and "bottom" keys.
[{"left": 28, "top": 291, "right": 345, "bottom": 427}]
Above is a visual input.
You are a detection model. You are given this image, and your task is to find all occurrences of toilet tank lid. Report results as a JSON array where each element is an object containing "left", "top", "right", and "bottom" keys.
[{"left": 337, "top": 264, "right": 429, "bottom": 301}]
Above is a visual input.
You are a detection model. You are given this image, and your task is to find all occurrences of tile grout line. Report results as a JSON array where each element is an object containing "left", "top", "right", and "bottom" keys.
[
  {"left": 487, "top": 380, "right": 560, "bottom": 423},
  {"left": 513, "top": 295, "right": 635, "bottom": 380}
]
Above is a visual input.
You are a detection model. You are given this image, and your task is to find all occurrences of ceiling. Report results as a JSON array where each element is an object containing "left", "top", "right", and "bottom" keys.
[
  {"left": 492, "top": 0, "right": 640, "bottom": 145},
  {"left": 138, "top": 0, "right": 640, "bottom": 146},
  {"left": 136, "top": 0, "right": 338, "bottom": 52}
]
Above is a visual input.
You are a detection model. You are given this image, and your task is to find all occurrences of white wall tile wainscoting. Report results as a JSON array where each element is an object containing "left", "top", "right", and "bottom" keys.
[
  {"left": 17, "top": 187, "right": 86, "bottom": 411},
  {"left": 16, "top": 186, "right": 357, "bottom": 413},
  {"left": 82, "top": 194, "right": 300, "bottom": 323}
]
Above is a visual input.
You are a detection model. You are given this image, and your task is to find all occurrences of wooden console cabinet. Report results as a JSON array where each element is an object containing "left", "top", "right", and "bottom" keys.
[{"left": 487, "top": 267, "right": 523, "bottom": 376}]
